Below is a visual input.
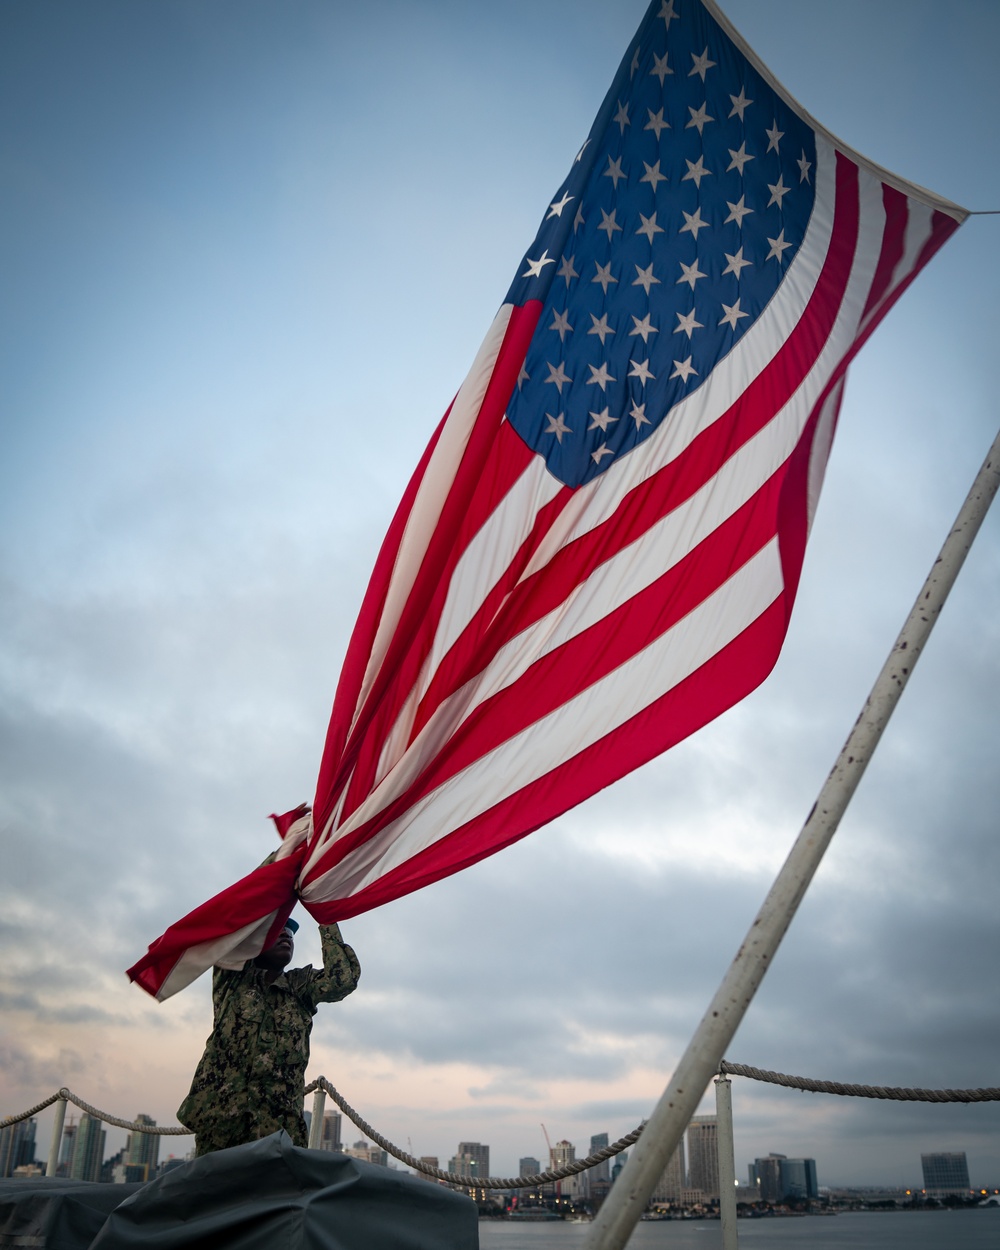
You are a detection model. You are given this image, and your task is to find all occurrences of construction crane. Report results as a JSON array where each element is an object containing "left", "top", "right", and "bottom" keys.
[{"left": 540, "top": 1123, "right": 561, "bottom": 1199}]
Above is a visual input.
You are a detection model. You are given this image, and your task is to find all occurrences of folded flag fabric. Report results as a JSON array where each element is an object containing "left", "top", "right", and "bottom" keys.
[{"left": 129, "top": 0, "right": 966, "bottom": 1000}]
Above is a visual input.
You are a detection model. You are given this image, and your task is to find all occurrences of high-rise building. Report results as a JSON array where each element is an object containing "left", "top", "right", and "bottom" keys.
[
  {"left": 589, "top": 1133, "right": 610, "bottom": 1185},
  {"left": 345, "top": 1139, "right": 388, "bottom": 1167},
  {"left": 519, "top": 1156, "right": 542, "bottom": 1178},
  {"left": 0, "top": 1118, "right": 36, "bottom": 1177},
  {"left": 780, "top": 1158, "right": 818, "bottom": 1201},
  {"left": 922, "top": 1152, "right": 970, "bottom": 1196},
  {"left": 318, "top": 1111, "right": 342, "bottom": 1153},
  {"left": 755, "top": 1154, "right": 785, "bottom": 1203},
  {"left": 751, "top": 1153, "right": 817, "bottom": 1202},
  {"left": 550, "top": 1140, "right": 583, "bottom": 1198},
  {"left": 125, "top": 1114, "right": 160, "bottom": 1180},
  {"left": 416, "top": 1155, "right": 441, "bottom": 1183},
  {"left": 652, "top": 1140, "right": 686, "bottom": 1203},
  {"left": 58, "top": 1122, "right": 77, "bottom": 1178},
  {"left": 71, "top": 1114, "right": 106, "bottom": 1182},
  {"left": 686, "top": 1116, "right": 719, "bottom": 1199},
  {"left": 449, "top": 1142, "right": 489, "bottom": 1180}
]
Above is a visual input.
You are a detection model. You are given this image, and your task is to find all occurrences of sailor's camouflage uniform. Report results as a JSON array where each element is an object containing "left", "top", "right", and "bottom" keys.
[{"left": 177, "top": 924, "right": 360, "bottom": 1156}]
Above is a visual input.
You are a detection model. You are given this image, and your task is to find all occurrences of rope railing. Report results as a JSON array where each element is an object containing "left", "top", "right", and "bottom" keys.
[
  {"left": 719, "top": 1061, "right": 1000, "bottom": 1103},
  {"left": 4, "top": 1064, "right": 997, "bottom": 1187},
  {"left": 305, "top": 1077, "right": 643, "bottom": 1189},
  {"left": 0, "top": 1092, "right": 64, "bottom": 1130},
  {"left": 0, "top": 1090, "right": 190, "bottom": 1136}
]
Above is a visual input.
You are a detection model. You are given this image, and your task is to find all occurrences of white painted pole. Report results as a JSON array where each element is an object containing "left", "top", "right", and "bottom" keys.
[
  {"left": 308, "top": 1084, "right": 327, "bottom": 1150},
  {"left": 46, "top": 1096, "right": 67, "bottom": 1177},
  {"left": 715, "top": 1077, "right": 738, "bottom": 1250},
  {"left": 586, "top": 431, "right": 1000, "bottom": 1250}
]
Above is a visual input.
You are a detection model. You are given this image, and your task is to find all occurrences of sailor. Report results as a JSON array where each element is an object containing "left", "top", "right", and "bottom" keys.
[{"left": 177, "top": 917, "right": 360, "bottom": 1155}]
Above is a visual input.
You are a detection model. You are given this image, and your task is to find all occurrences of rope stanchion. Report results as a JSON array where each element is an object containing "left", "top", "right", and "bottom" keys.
[{"left": 719, "top": 1062, "right": 1000, "bottom": 1103}]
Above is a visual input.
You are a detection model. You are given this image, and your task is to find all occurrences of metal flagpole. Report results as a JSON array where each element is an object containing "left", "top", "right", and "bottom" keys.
[{"left": 585, "top": 429, "right": 1000, "bottom": 1250}]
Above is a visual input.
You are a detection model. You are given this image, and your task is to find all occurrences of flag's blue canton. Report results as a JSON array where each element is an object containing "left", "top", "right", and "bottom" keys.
[{"left": 504, "top": 0, "right": 816, "bottom": 488}]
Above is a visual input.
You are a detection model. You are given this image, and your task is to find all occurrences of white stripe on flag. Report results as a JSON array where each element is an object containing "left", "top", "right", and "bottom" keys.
[
  {"left": 351, "top": 305, "right": 514, "bottom": 728},
  {"left": 158, "top": 913, "right": 278, "bottom": 1001},
  {"left": 302, "top": 537, "right": 783, "bottom": 899},
  {"left": 806, "top": 376, "right": 845, "bottom": 532}
]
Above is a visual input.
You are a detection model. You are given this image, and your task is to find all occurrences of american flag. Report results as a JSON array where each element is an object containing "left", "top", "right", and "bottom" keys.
[{"left": 129, "top": 0, "right": 965, "bottom": 999}]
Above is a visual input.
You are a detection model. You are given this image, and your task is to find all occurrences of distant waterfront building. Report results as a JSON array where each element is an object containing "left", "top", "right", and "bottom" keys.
[
  {"left": 0, "top": 1117, "right": 36, "bottom": 1177},
  {"left": 753, "top": 1153, "right": 817, "bottom": 1202},
  {"left": 459, "top": 1142, "right": 489, "bottom": 1178},
  {"left": 71, "top": 1114, "right": 106, "bottom": 1183},
  {"left": 11, "top": 1164, "right": 44, "bottom": 1179},
  {"left": 550, "top": 1140, "right": 582, "bottom": 1199},
  {"left": 687, "top": 1117, "right": 719, "bottom": 1199},
  {"left": 125, "top": 1114, "right": 160, "bottom": 1180},
  {"left": 346, "top": 1139, "right": 388, "bottom": 1167},
  {"left": 780, "top": 1158, "right": 818, "bottom": 1200},
  {"left": 755, "top": 1154, "right": 785, "bottom": 1203},
  {"left": 652, "top": 1140, "right": 686, "bottom": 1203},
  {"left": 589, "top": 1133, "right": 610, "bottom": 1185},
  {"left": 109, "top": 1145, "right": 150, "bottom": 1185},
  {"left": 447, "top": 1142, "right": 489, "bottom": 1181},
  {"left": 106, "top": 1148, "right": 130, "bottom": 1184},
  {"left": 519, "top": 1156, "right": 542, "bottom": 1178},
  {"left": 416, "top": 1155, "right": 441, "bottom": 1183},
  {"left": 58, "top": 1122, "right": 77, "bottom": 1178},
  {"left": 318, "top": 1111, "right": 342, "bottom": 1153},
  {"left": 921, "top": 1152, "right": 970, "bottom": 1196},
  {"left": 157, "top": 1156, "right": 189, "bottom": 1177},
  {"left": 112, "top": 1161, "right": 151, "bottom": 1184}
]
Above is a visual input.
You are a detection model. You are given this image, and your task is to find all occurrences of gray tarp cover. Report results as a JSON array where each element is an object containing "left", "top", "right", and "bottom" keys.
[
  {"left": 1, "top": 1134, "right": 479, "bottom": 1250},
  {"left": 0, "top": 1177, "right": 145, "bottom": 1249},
  {"left": 93, "top": 1132, "right": 479, "bottom": 1250}
]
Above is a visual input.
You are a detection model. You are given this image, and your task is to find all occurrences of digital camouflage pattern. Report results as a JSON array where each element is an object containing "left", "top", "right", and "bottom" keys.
[{"left": 177, "top": 924, "right": 360, "bottom": 1155}]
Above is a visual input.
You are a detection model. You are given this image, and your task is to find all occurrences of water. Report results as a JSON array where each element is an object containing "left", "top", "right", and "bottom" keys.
[{"left": 478, "top": 1209, "right": 999, "bottom": 1250}]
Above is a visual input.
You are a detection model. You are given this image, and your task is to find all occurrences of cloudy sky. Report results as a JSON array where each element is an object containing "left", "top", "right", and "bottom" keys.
[{"left": 2, "top": 0, "right": 999, "bottom": 1191}]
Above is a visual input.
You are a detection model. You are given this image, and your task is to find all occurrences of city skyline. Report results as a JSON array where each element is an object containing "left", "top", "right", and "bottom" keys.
[
  {"left": 4, "top": 1109, "right": 996, "bottom": 1202},
  {"left": 2, "top": 0, "right": 998, "bottom": 1191}
]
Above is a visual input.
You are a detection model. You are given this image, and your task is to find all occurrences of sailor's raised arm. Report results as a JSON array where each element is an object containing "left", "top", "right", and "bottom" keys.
[{"left": 306, "top": 922, "right": 361, "bottom": 1006}]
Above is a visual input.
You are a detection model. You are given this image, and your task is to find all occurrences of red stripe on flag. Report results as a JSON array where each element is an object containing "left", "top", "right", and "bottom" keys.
[
  {"left": 314, "top": 411, "right": 449, "bottom": 828},
  {"left": 301, "top": 468, "right": 786, "bottom": 881},
  {"left": 857, "top": 206, "right": 960, "bottom": 354},
  {"left": 126, "top": 850, "right": 304, "bottom": 997},
  {"left": 306, "top": 597, "right": 789, "bottom": 921},
  {"left": 861, "top": 184, "right": 908, "bottom": 323},
  {"left": 317, "top": 305, "right": 542, "bottom": 830}
]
